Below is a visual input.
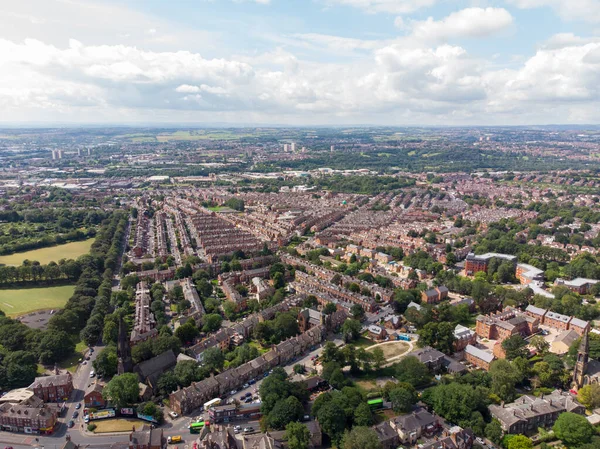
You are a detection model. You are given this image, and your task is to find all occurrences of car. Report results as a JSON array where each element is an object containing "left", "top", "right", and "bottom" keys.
[
  {"left": 169, "top": 411, "right": 179, "bottom": 419},
  {"left": 89, "top": 370, "right": 95, "bottom": 378},
  {"left": 167, "top": 436, "right": 182, "bottom": 444},
  {"left": 226, "top": 398, "right": 235, "bottom": 405},
  {"left": 303, "top": 415, "right": 310, "bottom": 421},
  {"left": 244, "top": 397, "right": 253, "bottom": 403},
  {"left": 68, "top": 420, "right": 75, "bottom": 428},
  {"left": 263, "top": 372, "right": 269, "bottom": 378},
  {"left": 73, "top": 411, "right": 79, "bottom": 418},
  {"left": 243, "top": 426, "right": 254, "bottom": 433},
  {"left": 82, "top": 360, "right": 87, "bottom": 365},
  {"left": 230, "top": 390, "right": 237, "bottom": 396},
  {"left": 84, "top": 415, "right": 90, "bottom": 423},
  {"left": 76, "top": 403, "right": 81, "bottom": 409},
  {"left": 243, "top": 383, "right": 250, "bottom": 389},
  {"left": 245, "top": 392, "right": 252, "bottom": 398},
  {"left": 234, "top": 425, "right": 242, "bottom": 431},
  {"left": 89, "top": 347, "right": 94, "bottom": 353},
  {"left": 85, "top": 355, "right": 91, "bottom": 360},
  {"left": 248, "top": 379, "right": 256, "bottom": 385},
  {"left": 476, "top": 438, "right": 485, "bottom": 446}
]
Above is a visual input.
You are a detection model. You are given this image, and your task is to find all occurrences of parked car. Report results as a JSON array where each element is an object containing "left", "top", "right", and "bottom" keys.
[
  {"left": 76, "top": 403, "right": 81, "bottom": 409},
  {"left": 73, "top": 411, "right": 79, "bottom": 419},
  {"left": 248, "top": 379, "right": 256, "bottom": 385},
  {"left": 230, "top": 390, "right": 237, "bottom": 395},
  {"left": 68, "top": 420, "right": 75, "bottom": 428},
  {"left": 244, "top": 397, "right": 253, "bottom": 403},
  {"left": 243, "top": 383, "right": 249, "bottom": 389},
  {"left": 167, "top": 436, "right": 182, "bottom": 444},
  {"left": 169, "top": 411, "right": 179, "bottom": 419},
  {"left": 243, "top": 427, "right": 254, "bottom": 433},
  {"left": 476, "top": 438, "right": 486, "bottom": 446},
  {"left": 89, "top": 370, "right": 95, "bottom": 378}
]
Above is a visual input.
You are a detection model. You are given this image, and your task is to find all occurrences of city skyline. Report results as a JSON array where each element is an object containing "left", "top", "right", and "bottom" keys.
[{"left": 0, "top": 0, "right": 599, "bottom": 125}]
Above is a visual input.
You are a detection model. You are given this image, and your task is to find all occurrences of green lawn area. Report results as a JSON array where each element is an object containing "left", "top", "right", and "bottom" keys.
[
  {"left": 58, "top": 340, "right": 88, "bottom": 373},
  {"left": 0, "top": 238, "right": 94, "bottom": 266},
  {"left": 0, "top": 285, "right": 74, "bottom": 316},
  {"left": 353, "top": 336, "right": 374, "bottom": 348}
]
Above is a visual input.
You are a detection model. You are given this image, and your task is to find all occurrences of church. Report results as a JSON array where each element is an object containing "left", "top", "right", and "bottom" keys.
[{"left": 573, "top": 331, "right": 600, "bottom": 388}]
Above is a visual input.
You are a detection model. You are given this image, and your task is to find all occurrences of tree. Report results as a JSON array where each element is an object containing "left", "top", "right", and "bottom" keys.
[
  {"left": 267, "top": 396, "right": 304, "bottom": 430},
  {"left": 578, "top": 384, "right": 600, "bottom": 410},
  {"left": 353, "top": 402, "right": 373, "bottom": 426},
  {"left": 390, "top": 386, "right": 416, "bottom": 413},
  {"left": 485, "top": 419, "right": 503, "bottom": 445},
  {"left": 272, "top": 272, "right": 285, "bottom": 289},
  {"left": 174, "top": 360, "right": 202, "bottom": 387},
  {"left": 341, "top": 427, "right": 382, "bottom": 449},
  {"left": 501, "top": 335, "right": 528, "bottom": 360},
  {"left": 222, "top": 301, "right": 237, "bottom": 320},
  {"left": 38, "top": 330, "right": 75, "bottom": 364},
  {"left": 93, "top": 345, "right": 118, "bottom": 377},
  {"left": 103, "top": 373, "right": 140, "bottom": 408},
  {"left": 372, "top": 348, "right": 385, "bottom": 370},
  {"left": 417, "top": 322, "right": 456, "bottom": 355},
  {"left": 505, "top": 435, "right": 533, "bottom": 449},
  {"left": 286, "top": 422, "right": 310, "bottom": 449},
  {"left": 202, "top": 314, "right": 223, "bottom": 333},
  {"left": 350, "top": 304, "right": 365, "bottom": 320},
  {"left": 175, "top": 321, "right": 199, "bottom": 345},
  {"left": 203, "top": 347, "right": 225, "bottom": 371},
  {"left": 341, "top": 319, "right": 362, "bottom": 342},
  {"left": 157, "top": 371, "right": 179, "bottom": 397},
  {"left": 323, "top": 303, "right": 337, "bottom": 315},
  {"left": 530, "top": 335, "right": 549, "bottom": 354},
  {"left": 395, "top": 356, "right": 431, "bottom": 387},
  {"left": 138, "top": 401, "right": 163, "bottom": 424},
  {"left": 317, "top": 401, "right": 346, "bottom": 445},
  {"left": 553, "top": 412, "right": 594, "bottom": 447},
  {"left": 489, "top": 359, "right": 522, "bottom": 402}
]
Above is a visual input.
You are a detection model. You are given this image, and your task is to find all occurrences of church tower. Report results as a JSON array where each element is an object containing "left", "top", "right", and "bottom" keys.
[{"left": 573, "top": 330, "right": 589, "bottom": 389}]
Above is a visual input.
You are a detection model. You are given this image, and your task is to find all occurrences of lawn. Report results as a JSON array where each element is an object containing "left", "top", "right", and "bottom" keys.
[
  {"left": 0, "top": 238, "right": 94, "bottom": 266},
  {"left": 92, "top": 419, "right": 146, "bottom": 433},
  {"left": 58, "top": 340, "right": 88, "bottom": 373},
  {"left": 366, "top": 341, "right": 410, "bottom": 359},
  {"left": 0, "top": 285, "right": 74, "bottom": 316}
]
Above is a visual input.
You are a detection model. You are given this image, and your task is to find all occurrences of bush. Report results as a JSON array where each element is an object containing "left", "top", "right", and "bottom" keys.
[{"left": 87, "top": 423, "right": 97, "bottom": 431}]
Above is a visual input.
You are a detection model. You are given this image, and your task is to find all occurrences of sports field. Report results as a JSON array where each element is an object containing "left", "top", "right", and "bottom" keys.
[
  {"left": 0, "top": 238, "right": 94, "bottom": 266},
  {"left": 0, "top": 285, "right": 74, "bottom": 316}
]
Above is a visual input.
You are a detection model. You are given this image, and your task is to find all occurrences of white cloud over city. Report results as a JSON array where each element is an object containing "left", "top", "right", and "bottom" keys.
[{"left": 0, "top": 0, "right": 598, "bottom": 124}]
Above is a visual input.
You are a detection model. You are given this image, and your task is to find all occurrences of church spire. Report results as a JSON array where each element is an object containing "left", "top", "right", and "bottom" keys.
[{"left": 573, "top": 330, "right": 590, "bottom": 389}]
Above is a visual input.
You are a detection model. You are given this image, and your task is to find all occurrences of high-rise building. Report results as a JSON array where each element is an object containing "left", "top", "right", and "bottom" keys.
[
  {"left": 283, "top": 144, "right": 289, "bottom": 152},
  {"left": 87, "top": 148, "right": 92, "bottom": 156},
  {"left": 330, "top": 145, "right": 335, "bottom": 152},
  {"left": 291, "top": 142, "right": 296, "bottom": 152},
  {"left": 77, "top": 148, "right": 82, "bottom": 157}
]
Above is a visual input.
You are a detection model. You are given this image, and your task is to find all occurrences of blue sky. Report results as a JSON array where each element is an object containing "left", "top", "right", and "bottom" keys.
[{"left": 0, "top": 0, "right": 599, "bottom": 125}]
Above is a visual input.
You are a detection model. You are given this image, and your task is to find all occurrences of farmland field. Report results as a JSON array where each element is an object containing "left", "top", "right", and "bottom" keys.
[
  {"left": 0, "top": 238, "right": 94, "bottom": 265},
  {"left": 0, "top": 285, "right": 74, "bottom": 316}
]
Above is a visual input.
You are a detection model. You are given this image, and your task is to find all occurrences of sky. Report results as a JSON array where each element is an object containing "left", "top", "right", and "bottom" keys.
[{"left": 0, "top": 0, "right": 599, "bottom": 126}]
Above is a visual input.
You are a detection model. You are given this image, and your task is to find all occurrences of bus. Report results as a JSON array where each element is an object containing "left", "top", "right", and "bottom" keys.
[
  {"left": 367, "top": 398, "right": 384, "bottom": 410},
  {"left": 190, "top": 421, "right": 208, "bottom": 434},
  {"left": 204, "top": 398, "right": 222, "bottom": 411}
]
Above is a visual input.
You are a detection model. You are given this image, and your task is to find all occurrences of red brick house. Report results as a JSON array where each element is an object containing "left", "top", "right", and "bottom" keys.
[
  {"left": 84, "top": 384, "right": 105, "bottom": 409},
  {"left": 30, "top": 372, "right": 73, "bottom": 403}
]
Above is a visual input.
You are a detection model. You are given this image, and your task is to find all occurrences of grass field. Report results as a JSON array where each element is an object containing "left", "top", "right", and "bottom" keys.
[
  {"left": 366, "top": 341, "right": 410, "bottom": 359},
  {"left": 0, "top": 285, "right": 74, "bottom": 316},
  {"left": 58, "top": 341, "right": 88, "bottom": 373},
  {"left": 0, "top": 238, "right": 94, "bottom": 266}
]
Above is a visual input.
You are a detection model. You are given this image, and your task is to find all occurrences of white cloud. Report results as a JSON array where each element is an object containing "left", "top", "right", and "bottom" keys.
[
  {"left": 506, "top": 0, "right": 600, "bottom": 23},
  {"left": 323, "top": 0, "right": 437, "bottom": 14},
  {"left": 410, "top": 8, "right": 514, "bottom": 41}
]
